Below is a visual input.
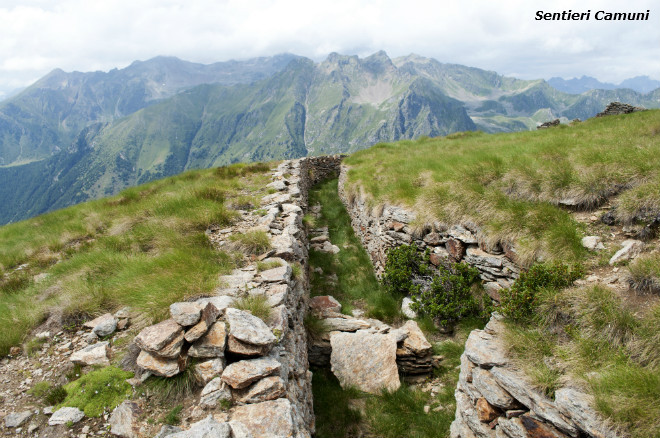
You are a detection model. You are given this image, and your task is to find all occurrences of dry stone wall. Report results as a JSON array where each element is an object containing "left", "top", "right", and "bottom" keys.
[
  {"left": 337, "top": 163, "right": 520, "bottom": 300},
  {"left": 451, "top": 314, "right": 621, "bottom": 438},
  {"left": 118, "top": 157, "right": 349, "bottom": 438}
]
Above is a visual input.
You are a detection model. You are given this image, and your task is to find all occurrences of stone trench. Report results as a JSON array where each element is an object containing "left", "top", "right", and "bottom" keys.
[{"left": 56, "top": 155, "right": 619, "bottom": 438}]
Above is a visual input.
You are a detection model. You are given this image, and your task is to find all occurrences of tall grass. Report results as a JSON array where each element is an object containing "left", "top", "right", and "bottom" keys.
[
  {"left": 0, "top": 163, "right": 272, "bottom": 355},
  {"left": 344, "top": 110, "right": 660, "bottom": 265},
  {"left": 504, "top": 285, "right": 660, "bottom": 437}
]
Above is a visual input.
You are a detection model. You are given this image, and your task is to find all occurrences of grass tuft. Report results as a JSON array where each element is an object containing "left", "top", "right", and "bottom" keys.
[
  {"left": 229, "top": 231, "right": 271, "bottom": 255},
  {"left": 234, "top": 295, "right": 272, "bottom": 321}
]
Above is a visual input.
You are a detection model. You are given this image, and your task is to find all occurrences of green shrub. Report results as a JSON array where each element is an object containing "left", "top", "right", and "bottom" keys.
[
  {"left": 410, "top": 262, "right": 482, "bottom": 327},
  {"left": 382, "top": 244, "right": 425, "bottom": 296},
  {"left": 500, "top": 262, "right": 583, "bottom": 322},
  {"left": 45, "top": 385, "right": 68, "bottom": 405},
  {"left": 382, "top": 244, "right": 485, "bottom": 326}
]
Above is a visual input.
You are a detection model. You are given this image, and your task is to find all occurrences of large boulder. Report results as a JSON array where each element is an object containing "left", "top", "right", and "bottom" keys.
[{"left": 330, "top": 331, "right": 400, "bottom": 394}]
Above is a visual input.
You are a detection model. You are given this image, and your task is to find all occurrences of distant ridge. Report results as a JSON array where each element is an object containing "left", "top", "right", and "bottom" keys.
[{"left": 548, "top": 75, "right": 660, "bottom": 94}]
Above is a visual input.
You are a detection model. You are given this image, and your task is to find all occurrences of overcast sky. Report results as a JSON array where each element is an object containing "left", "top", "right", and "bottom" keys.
[{"left": 0, "top": 0, "right": 658, "bottom": 99}]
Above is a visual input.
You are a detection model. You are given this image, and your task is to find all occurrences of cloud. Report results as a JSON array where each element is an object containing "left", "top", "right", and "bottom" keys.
[{"left": 0, "top": 0, "right": 658, "bottom": 97}]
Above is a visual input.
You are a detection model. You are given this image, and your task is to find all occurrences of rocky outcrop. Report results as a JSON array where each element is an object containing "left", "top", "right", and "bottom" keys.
[
  {"left": 338, "top": 165, "right": 520, "bottom": 295},
  {"left": 596, "top": 102, "right": 645, "bottom": 117},
  {"left": 450, "top": 314, "right": 621, "bottom": 438}
]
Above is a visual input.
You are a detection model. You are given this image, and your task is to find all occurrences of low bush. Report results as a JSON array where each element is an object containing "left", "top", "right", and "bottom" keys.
[
  {"left": 382, "top": 244, "right": 485, "bottom": 326},
  {"left": 499, "top": 262, "right": 583, "bottom": 322}
]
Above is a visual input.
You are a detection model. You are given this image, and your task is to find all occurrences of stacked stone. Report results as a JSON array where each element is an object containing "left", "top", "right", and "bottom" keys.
[
  {"left": 537, "top": 119, "right": 560, "bottom": 129},
  {"left": 307, "top": 296, "right": 434, "bottom": 380},
  {"left": 69, "top": 309, "right": 131, "bottom": 367},
  {"left": 596, "top": 101, "right": 645, "bottom": 117},
  {"left": 125, "top": 158, "right": 318, "bottom": 438},
  {"left": 450, "top": 314, "right": 621, "bottom": 438},
  {"left": 338, "top": 169, "right": 520, "bottom": 301}
]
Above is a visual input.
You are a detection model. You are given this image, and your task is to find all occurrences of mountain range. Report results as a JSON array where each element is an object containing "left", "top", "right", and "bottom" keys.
[
  {"left": 548, "top": 75, "right": 660, "bottom": 94},
  {"left": 1, "top": 51, "right": 659, "bottom": 224}
]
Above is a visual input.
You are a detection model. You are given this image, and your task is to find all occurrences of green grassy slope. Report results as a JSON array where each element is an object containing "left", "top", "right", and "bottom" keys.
[
  {"left": 0, "top": 162, "right": 272, "bottom": 355},
  {"left": 344, "top": 110, "right": 660, "bottom": 265}
]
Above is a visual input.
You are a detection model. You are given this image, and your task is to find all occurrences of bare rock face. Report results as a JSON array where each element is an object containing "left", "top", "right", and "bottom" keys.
[
  {"left": 184, "top": 303, "right": 221, "bottom": 343},
  {"left": 189, "top": 321, "right": 227, "bottom": 358},
  {"left": 134, "top": 319, "right": 183, "bottom": 353},
  {"left": 225, "top": 309, "right": 276, "bottom": 356},
  {"left": 170, "top": 302, "right": 203, "bottom": 327},
  {"left": 221, "top": 357, "right": 281, "bottom": 389},
  {"left": 471, "top": 367, "right": 518, "bottom": 409},
  {"left": 554, "top": 388, "right": 619, "bottom": 438},
  {"left": 136, "top": 350, "right": 185, "bottom": 377},
  {"left": 476, "top": 397, "right": 500, "bottom": 423},
  {"left": 109, "top": 401, "right": 142, "bottom": 438},
  {"left": 234, "top": 376, "right": 286, "bottom": 404},
  {"left": 330, "top": 331, "right": 400, "bottom": 394},
  {"left": 70, "top": 341, "right": 110, "bottom": 366},
  {"left": 259, "top": 265, "right": 292, "bottom": 283},
  {"left": 230, "top": 399, "right": 295, "bottom": 438}
]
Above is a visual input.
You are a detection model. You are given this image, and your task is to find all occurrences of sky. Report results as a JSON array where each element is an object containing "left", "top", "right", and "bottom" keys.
[{"left": 0, "top": 0, "right": 659, "bottom": 99}]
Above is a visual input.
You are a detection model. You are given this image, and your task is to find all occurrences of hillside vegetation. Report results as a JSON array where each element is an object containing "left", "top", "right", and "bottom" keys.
[
  {"left": 0, "top": 162, "right": 272, "bottom": 355},
  {"left": 344, "top": 110, "right": 660, "bottom": 265}
]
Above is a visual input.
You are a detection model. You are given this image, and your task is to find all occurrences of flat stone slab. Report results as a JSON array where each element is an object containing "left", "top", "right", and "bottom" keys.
[
  {"left": 136, "top": 350, "right": 185, "bottom": 377},
  {"left": 309, "top": 295, "right": 341, "bottom": 314},
  {"left": 168, "top": 415, "right": 232, "bottom": 438},
  {"left": 70, "top": 341, "right": 110, "bottom": 366},
  {"left": 48, "top": 407, "right": 84, "bottom": 426},
  {"left": 5, "top": 411, "right": 33, "bottom": 428},
  {"left": 109, "top": 401, "right": 142, "bottom": 438},
  {"left": 399, "top": 320, "right": 431, "bottom": 355},
  {"left": 134, "top": 319, "right": 183, "bottom": 353},
  {"left": 184, "top": 303, "right": 221, "bottom": 342},
  {"left": 464, "top": 329, "right": 507, "bottom": 368},
  {"left": 234, "top": 376, "right": 286, "bottom": 404},
  {"left": 170, "top": 302, "right": 203, "bottom": 327},
  {"left": 193, "top": 358, "right": 225, "bottom": 386},
  {"left": 330, "top": 331, "right": 400, "bottom": 394},
  {"left": 259, "top": 265, "right": 292, "bottom": 283},
  {"left": 324, "top": 317, "right": 370, "bottom": 332},
  {"left": 226, "top": 308, "right": 276, "bottom": 347},
  {"left": 222, "top": 357, "right": 281, "bottom": 389},
  {"left": 188, "top": 321, "right": 227, "bottom": 358},
  {"left": 231, "top": 399, "right": 294, "bottom": 438}
]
